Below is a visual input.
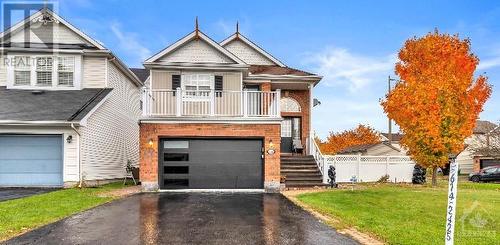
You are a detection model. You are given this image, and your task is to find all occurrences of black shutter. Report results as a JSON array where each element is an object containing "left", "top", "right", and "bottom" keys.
[
  {"left": 172, "top": 74, "right": 181, "bottom": 96},
  {"left": 215, "top": 75, "right": 223, "bottom": 97}
]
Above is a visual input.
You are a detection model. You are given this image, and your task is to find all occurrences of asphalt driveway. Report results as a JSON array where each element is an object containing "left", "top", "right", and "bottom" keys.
[
  {"left": 0, "top": 188, "right": 58, "bottom": 202},
  {"left": 4, "top": 193, "right": 358, "bottom": 245}
]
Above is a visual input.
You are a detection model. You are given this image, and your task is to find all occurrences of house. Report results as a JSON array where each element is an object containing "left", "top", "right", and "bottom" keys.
[
  {"left": 456, "top": 120, "right": 499, "bottom": 174},
  {"left": 337, "top": 132, "right": 407, "bottom": 156},
  {"left": 0, "top": 9, "right": 143, "bottom": 187},
  {"left": 136, "top": 22, "right": 322, "bottom": 192},
  {"left": 337, "top": 142, "right": 405, "bottom": 156}
]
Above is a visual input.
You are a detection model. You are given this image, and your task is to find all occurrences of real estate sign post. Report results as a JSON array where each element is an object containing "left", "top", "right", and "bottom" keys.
[{"left": 445, "top": 159, "right": 458, "bottom": 245}]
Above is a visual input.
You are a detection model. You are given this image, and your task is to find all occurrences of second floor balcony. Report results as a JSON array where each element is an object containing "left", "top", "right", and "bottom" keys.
[{"left": 142, "top": 88, "right": 281, "bottom": 118}]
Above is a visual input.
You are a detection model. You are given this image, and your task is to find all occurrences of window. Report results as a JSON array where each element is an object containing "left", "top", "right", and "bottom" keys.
[
  {"left": 36, "top": 57, "right": 53, "bottom": 86},
  {"left": 13, "top": 56, "right": 31, "bottom": 86},
  {"left": 57, "top": 57, "right": 75, "bottom": 86},
  {"left": 9, "top": 55, "right": 79, "bottom": 89},
  {"left": 182, "top": 74, "right": 213, "bottom": 100}
]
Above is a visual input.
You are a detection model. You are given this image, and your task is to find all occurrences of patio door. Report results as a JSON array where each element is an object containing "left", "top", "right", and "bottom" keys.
[{"left": 281, "top": 117, "right": 301, "bottom": 153}]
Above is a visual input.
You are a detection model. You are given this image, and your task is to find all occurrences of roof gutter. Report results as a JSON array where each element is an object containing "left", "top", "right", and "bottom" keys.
[{"left": 0, "top": 120, "right": 80, "bottom": 126}]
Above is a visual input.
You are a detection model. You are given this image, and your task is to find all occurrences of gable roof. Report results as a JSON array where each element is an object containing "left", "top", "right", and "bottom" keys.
[
  {"left": 220, "top": 32, "right": 286, "bottom": 67},
  {"left": 130, "top": 68, "right": 150, "bottom": 83},
  {"left": 145, "top": 30, "right": 246, "bottom": 65},
  {"left": 338, "top": 142, "right": 401, "bottom": 154},
  {"left": 381, "top": 133, "right": 404, "bottom": 142},
  {"left": 0, "top": 86, "right": 111, "bottom": 122},
  {"left": 473, "top": 120, "right": 498, "bottom": 134},
  {"left": 249, "top": 65, "right": 317, "bottom": 76},
  {"left": 0, "top": 8, "right": 105, "bottom": 50}
]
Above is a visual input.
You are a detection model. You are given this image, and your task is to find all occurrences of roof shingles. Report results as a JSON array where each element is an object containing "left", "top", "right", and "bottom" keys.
[{"left": 0, "top": 87, "right": 112, "bottom": 122}]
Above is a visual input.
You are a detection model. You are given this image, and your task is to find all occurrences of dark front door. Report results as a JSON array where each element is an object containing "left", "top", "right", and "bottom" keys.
[
  {"left": 159, "top": 139, "right": 263, "bottom": 189},
  {"left": 281, "top": 117, "right": 301, "bottom": 153}
]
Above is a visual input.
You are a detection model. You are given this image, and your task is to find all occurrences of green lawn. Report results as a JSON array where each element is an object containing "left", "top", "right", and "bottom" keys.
[
  {"left": 296, "top": 181, "right": 499, "bottom": 245},
  {"left": 0, "top": 182, "right": 132, "bottom": 241}
]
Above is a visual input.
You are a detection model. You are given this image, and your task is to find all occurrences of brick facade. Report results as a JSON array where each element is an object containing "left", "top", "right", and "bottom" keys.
[
  {"left": 281, "top": 89, "right": 311, "bottom": 153},
  {"left": 139, "top": 123, "right": 281, "bottom": 192}
]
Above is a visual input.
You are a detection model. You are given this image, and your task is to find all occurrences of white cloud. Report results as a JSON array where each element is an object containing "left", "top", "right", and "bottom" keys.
[
  {"left": 478, "top": 56, "right": 500, "bottom": 70},
  {"left": 110, "top": 22, "right": 151, "bottom": 66},
  {"left": 305, "top": 47, "right": 396, "bottom": 92}
]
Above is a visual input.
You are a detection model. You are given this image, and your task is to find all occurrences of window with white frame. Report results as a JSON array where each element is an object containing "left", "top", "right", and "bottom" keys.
[
  {"left": 13, "top": 56, "right": 31, "bottom": 86},
  {"left": 182, "top": 74, "right": 213, "bottom": 100},
  {"left": 36, "top": 57, "right": 53, "bottom": 86},
  {"left": 10, "top": 55, "right": 79, "bottom": 89},
  {"left": 57, "top": 57, "right": 75, "bottom": 86}
]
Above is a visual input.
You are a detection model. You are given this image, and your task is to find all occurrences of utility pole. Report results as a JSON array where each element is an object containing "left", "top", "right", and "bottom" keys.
[
  {"left": 387, "top": 76, "right": 393, "bottom": 142},
  {"left": 387, "top": 76, "right": 400, "bottom": 143}
]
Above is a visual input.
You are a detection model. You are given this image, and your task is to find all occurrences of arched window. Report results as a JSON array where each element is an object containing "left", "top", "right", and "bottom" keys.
[{"left": 281, "top": 97, "right": 301, "bottom": 112}]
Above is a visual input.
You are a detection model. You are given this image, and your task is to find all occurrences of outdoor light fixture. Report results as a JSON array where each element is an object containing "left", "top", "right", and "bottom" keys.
[
  {"left": 267, "top": 139, "right": 276, "bottom": 155},
  {"left": 148, "top": 139, "right": 154, "bottom": 147},
  {"left": 66, "top": 135, "right": 72, "bottom": 143}
]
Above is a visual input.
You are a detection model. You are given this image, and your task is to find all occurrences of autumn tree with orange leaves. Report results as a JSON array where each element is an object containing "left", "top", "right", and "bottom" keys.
[
  {"left": 381, "top": 31, "right": 492, "bottom": 186},
  {"left": 318, "top": 124, "right": 380, "bottom": 155}
]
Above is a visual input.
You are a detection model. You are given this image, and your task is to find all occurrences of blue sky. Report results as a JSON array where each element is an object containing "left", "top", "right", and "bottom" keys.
[{"left": 3, "top": 0, "right": 499, "bottom": 139}]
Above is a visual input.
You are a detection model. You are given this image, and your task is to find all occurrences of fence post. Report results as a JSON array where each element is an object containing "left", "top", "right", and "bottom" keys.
[
  {"left": 357, "top": 154, "right": 361, "bottom": 180},
  {"left": 276, "top": 89, "right": 281, "bottom": 117},
  {"left": 176, "top": 87, "right": 182, "bottom": 117},
  {"left": 386, "top": 156, "right": 390, "bottom": 177}
]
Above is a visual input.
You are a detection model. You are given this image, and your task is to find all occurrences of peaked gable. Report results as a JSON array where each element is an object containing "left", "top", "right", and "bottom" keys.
[
  {"left": 220, "top": 33, "right": 285, "bottom": 67},
  {"left": 145, "top": 31, "right": 246, "bottom": 65},
  {"left": 159, "top": 38, "right": 235, "bottom": 63},
  {"left": 0, "top": 9, "right": 105, "bottom": 49}
]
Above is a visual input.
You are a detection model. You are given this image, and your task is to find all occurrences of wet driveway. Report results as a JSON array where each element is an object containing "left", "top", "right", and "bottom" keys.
[
  {"left": 0, "top": 188, "right": 58, "bottom": 202},
  {"left": 4, "top": 193, "right": 358, "bottom": 245}
]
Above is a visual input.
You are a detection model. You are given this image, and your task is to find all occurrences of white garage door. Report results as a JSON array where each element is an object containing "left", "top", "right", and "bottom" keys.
[{"left": 0, "top": 135, "right": 63, "bottom": 187}]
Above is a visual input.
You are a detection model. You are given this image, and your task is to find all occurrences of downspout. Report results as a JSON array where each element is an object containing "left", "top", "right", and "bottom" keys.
[{"left": 70, "top": 123, "right": 83, "bottom": 188}]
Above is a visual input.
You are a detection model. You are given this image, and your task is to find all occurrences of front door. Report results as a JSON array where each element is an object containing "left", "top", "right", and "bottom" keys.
[{"left": 281, "top": 117, "right": 301, "bottom": 153}]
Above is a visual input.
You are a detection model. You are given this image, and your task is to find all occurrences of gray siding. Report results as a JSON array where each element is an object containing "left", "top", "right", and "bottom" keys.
[{"left": 0, "top": 55, "right": 6, "bottom": 86}]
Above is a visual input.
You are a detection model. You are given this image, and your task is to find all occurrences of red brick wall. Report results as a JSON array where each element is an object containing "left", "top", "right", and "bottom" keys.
[
  {"left": 281, "top": 90, "right": 310, "bottom": 152},
  {"left": 140, "top": 123, "right": 281, "bottom": 191}
]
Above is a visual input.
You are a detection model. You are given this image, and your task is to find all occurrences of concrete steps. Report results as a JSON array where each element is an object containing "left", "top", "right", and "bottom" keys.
[{"left": 281, "top": 155, "right": 326, "bottom": 188}]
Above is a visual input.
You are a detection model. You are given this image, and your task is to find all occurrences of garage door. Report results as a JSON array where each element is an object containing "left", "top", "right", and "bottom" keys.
[
  {"left": 480, "top": 159, "right": 500, "bottom": 169},
  {"left": 0, "top": 135, "right": 63, "bottom": 187},
  {"left": 159, "top": 139, "right": 263, "bottom": 189}
]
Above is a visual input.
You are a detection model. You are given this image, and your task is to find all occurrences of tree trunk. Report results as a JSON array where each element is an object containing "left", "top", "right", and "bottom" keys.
[{"left": 432, "top": 166, "right": 438, "bottom": 187}]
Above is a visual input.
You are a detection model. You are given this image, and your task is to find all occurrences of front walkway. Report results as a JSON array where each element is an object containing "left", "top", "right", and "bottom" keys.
[{"left": 5, "top": 193, "right": 358, "bottom": 244}]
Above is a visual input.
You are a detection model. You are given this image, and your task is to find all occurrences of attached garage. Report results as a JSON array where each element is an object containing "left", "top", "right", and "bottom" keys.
[
  {"left": 0, "top": 135, "right": 63, "bottom": 187},
  {"left": 480, "top": 159, "right": 500, "bottom": 169},
  {"left": 159, "top": 138, "right": 263, "bottom": 189}
]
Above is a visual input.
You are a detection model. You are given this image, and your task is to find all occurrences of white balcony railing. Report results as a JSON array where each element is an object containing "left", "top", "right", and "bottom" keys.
[{"left": 142, "top": 88, "right": 281, "bottom": 118}]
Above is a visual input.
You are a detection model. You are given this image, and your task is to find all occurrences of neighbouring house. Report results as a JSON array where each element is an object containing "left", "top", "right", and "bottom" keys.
[
  {"left": 337, "top": 132, "right": 407, "bottom": 156},
  {"left": 136, "top": 22, "right": 322, "bottom": 192},
  {"left": 0, "top": 9, "right": 143, "bottom": 187},
  {"left": 456, "top": 120, "right": 499, "bottom": 174}
]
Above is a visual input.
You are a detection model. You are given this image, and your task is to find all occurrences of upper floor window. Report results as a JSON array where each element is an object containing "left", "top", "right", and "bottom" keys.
[
  {"left": 13, "top": 56, "right": 31, "bottom": 86},
  {"left": 182, "top": 74, "right": 213, "bottom": 100},
  {"left": 8, "top": 55, "right": 80, "bottom": 90}
]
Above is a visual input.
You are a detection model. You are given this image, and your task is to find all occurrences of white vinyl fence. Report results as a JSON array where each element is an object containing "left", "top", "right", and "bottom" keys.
[{"left": 321, "top": 155, "right": 415, "bottom": 183}]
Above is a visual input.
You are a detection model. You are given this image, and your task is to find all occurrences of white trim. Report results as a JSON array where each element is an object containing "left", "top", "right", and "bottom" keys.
[
  {"left": 139, "top": 118, "right": 282, "bottom": 124},
  {"left": 6, "top": 53, "right": 82, "bottom": 90},
  {"left": 220, "top": 33, "right": 286, "bottom": 67},
  {"left": 0, "top": 120, "right": 80, "bottom": 126},
  {"left": 145, "top": 31, "right": 246, "bottom": 64},
  {"left": 79, "top": 91, "right": 113, "bottom": 126},
  {"left": 158, "top": 189, "right": 265, "bottom": 193},
  {"left": 0, "top": 9, "right": 106, "bottom": 50}
]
